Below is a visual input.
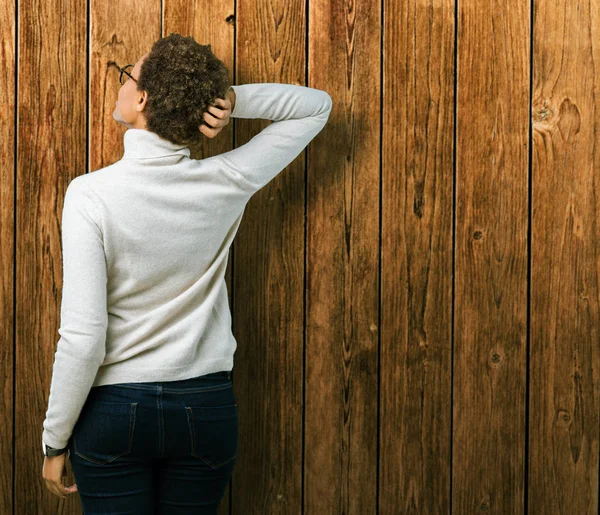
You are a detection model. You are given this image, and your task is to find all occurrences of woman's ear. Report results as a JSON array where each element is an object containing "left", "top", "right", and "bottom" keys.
[{"left": 136, "top": 91, "right": 148, "bottom": 112}]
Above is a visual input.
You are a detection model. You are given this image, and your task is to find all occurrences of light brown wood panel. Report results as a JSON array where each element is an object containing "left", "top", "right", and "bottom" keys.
[
  {"left": 162, "top": 2, "right": 236, "bottom": 513},
  {"left": 530, "top": 0, "right": 600, "bottom": 512},
  {"left": 453, "top": 0, "right": 530, "bottom": 512},
  {"left": 231, "top": 0, "right": 307, "bottom": 512},
  {"left": 0, "top": 0, "right": 15, "bottom": 513},
  {"left": 381, "top": 0, "right": 455, "bottom": 512},
  {"left": 305, "top": 0, "right": 380, "bottom": 513},
  {"left": 19, "top": 0, "right": 87, "bottom": 511}
]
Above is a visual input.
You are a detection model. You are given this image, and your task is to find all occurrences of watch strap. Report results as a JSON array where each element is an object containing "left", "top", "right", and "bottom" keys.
[{"left": 44, "top": 444, "right": 70, "bottom": 457}]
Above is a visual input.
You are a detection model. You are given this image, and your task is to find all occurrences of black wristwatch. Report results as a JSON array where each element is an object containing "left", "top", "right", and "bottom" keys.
[{"left": 44, "top": 443, "right": 70, "bottom": 457}]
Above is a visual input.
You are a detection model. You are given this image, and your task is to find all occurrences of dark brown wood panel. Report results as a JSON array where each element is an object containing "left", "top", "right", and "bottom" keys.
[
  {"left": 1, "top": 0, "right": 15, "bottom": 513},
  {"left": 231, "top": 0, "right": 307, "bottom": 512},
  {"left": 530, "top": 0, "right": 600, "bottom": 512},
  {"left": 381, "top": 0, "right": 455, "bottom": 512},
  {"left": 305, "top": 0, "right": 380, "bottom": 513},
  {"left": 453, "top": 0, "right": 530, "bottom": 512}
]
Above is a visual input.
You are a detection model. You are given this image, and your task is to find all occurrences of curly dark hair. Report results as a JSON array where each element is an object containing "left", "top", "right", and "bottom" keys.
[{"left": 136, "top": 33, "right": 231, "bottom": 147}]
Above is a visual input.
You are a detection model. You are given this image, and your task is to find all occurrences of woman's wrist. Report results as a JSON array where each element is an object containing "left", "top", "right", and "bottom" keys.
[{"left": 226, "top": 86, "right": 236, "bottom": 112}]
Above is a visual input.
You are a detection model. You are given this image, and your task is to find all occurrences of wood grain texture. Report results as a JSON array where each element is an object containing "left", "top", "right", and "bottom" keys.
[
  {"left": 1, "top": 0, "right": 15, "bottom": 513},
  {"left": 529, "top": 0, "right": 600, "bottom": 512},
  {"left": 452, "top": 1, "right": 530, "bottom": 514},
  {"left": 453, "top": 0, "right": 530, "bottom": 512},
  {"left": 230, "top": 0, "right": 307, "bottom": 512},
  {"left": 382, "top": 0, "right": 455, "bottom": 513},
  {"left": 7, "top": 0, "right": 600, "bottom": 512},
  {"left": 305, "top": 0, "right": 380, "bottom": 513}
]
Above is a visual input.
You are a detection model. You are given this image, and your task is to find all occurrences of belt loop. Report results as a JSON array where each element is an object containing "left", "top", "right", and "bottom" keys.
[{"left": 227, "top": 371, "right": 231, "bottom": 380}]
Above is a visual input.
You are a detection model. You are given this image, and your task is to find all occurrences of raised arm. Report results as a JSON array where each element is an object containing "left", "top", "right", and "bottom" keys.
[{"left": 212, "top": 82, "right": 332, "bottom": 194}]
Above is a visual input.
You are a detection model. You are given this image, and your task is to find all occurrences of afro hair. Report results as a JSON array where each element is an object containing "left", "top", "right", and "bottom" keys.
[{"left": 136, "top": 33, "right": 231, "bottom": 148}]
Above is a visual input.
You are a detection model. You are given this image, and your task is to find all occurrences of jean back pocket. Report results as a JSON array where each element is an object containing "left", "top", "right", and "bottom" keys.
[
  {"left": 185, "top": 403, "right": 238, "bottom": 468},
  {"left": 73, "top": 400, "right": 137, "bottom": 465}
]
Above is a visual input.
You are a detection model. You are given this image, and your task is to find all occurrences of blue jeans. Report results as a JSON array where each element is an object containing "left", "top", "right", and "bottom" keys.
[{"left": 67, "top": 370, "right": 238, "bottom": 514}]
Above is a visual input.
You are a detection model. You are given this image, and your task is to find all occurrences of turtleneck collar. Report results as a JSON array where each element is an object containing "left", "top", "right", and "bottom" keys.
[{"left": 122, "top": 128, "right": 191, "bottom": 159}]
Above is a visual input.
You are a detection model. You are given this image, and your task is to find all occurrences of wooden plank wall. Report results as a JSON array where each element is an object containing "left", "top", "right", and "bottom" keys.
[
  {"left": 1, "top": 0, "right": 598, "bottom": 513},
  {"left": 0, "top": 0, "right": 15, "bottom": 511}
]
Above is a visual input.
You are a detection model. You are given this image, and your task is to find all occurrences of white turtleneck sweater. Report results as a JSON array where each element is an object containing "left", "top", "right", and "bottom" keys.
[{"left": 42, "top": 82, "right": 332, "bottom": 452}]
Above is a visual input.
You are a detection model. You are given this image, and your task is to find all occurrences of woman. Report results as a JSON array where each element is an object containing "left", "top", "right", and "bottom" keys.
[{"left": 41, "top": 32, "right": 332, "bottom": 513}]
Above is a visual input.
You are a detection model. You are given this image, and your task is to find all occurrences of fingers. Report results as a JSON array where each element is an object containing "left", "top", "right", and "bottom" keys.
[
  {"left": 212, "top": 97, "right": 231, "bottom": 109},
  {"left": 202, "top": 110, "right": 223, "bottom": 127},
  {"left": 206, "top": 98, "right": 232, "bottom": 116},
  {"left": 201, "top": 110, "right": 230, "bottom": 130},
  {"left": 198, "top": 97, "right": 231, "bottom": 138},
  {"left": 44, "top": 478, "right": 71, "bottom": 499},
  {"left": 205, "top": 104, "right": 230, "bottom": 121},
  {"left": 199, "top": 123, "right": 223, "bottom": 138},
  {"left": 42, "top": 454, "right": 76, "bottom": 499}
]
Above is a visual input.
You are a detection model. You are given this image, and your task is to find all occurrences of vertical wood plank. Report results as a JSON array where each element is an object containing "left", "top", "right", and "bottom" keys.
[
  {"left": 231, "top": 0, "right": 306, "bottom": 512},
  {"left": 453, "top": 0, "right": 530, "bottom": 512},
  {"left": 0, "top": 0, "right": 15, "bottom": 512},
  {"left": 381, "top": 0, "right": 455, "bottom": 512},
  {"left": 162, "top": 2, "right": 236, "bottom": 513},
  {"left": 20, "top": 0, "right": 87, "bottom": 510},
  {"left": 305, "top": 0, "right": 380, "bottom": 513},
  {"left": 530, "top": 0, "right": 600, "bottom": 512}
]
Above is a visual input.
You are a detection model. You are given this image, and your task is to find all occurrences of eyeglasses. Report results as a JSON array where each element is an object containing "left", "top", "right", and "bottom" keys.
[{"left": 117, "top": 64, "right": 137, "bottom": 85}]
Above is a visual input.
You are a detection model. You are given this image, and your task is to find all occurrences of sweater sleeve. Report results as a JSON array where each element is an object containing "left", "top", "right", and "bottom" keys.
[
  {"left": 214, "top": 82, "right": 332, "bottom": 194},
  {"left": 42, "top": 177, "right": 108, "bottom": 451}
]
